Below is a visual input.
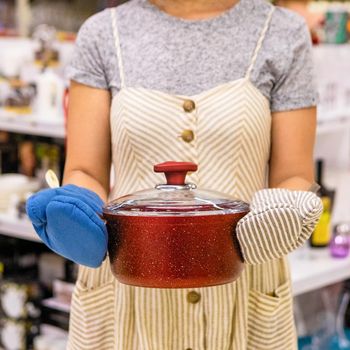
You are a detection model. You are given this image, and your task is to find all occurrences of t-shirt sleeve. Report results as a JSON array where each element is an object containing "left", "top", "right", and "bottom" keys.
[
  {"left": 271, "top": 20, "right": 318, "bottom": 112},
  {"left": 65, "top": 15, "right": 108, "bottom": 89}
]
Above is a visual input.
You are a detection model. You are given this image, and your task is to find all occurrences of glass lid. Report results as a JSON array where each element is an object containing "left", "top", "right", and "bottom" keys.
[{"left": 103, "top": 162, "right": 249, "bottom": 217}]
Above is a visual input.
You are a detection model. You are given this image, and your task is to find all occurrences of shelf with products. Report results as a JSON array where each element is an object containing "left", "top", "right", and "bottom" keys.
[
  {"left": 316, "top": 114, "right": 350, "bottom": 135},
  {"left": 320, "top": 167, "right": 350, "bottom": 225},
  {"left": 290, "top": 165, "right": 350, "bottom": 296},
  {"left": 0, "top": 110, "right": 65, "bottom": 139},
  {"left": 0, "top": 110, "right": 346, "bottom": 139},
  {"left": 290, "top": 247, "right": 350, "bottom": 296},
  {"left": 0, "top": 0, "right": 127, "bottom": 37},
  {"left": 42, "top": 298, "right": 71, "bottom": 314},
  {"left": 0, "top": 216, "right": 348, "bottom": 300},
  {"left": 0, "top": 38, "right": 348, "bottom": 139},
  {"left": 0, "top": 213, "right": 40, "bottom": 242}
]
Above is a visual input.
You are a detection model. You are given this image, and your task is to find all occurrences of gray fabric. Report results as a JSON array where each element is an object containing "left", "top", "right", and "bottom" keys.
[{"left": 66, "top": 0, "right": 318, "bottom": 112}]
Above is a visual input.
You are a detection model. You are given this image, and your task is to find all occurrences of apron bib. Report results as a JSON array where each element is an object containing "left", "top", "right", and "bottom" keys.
[{"left": 68, "top": 6, "right": 297, "bottom": 350}]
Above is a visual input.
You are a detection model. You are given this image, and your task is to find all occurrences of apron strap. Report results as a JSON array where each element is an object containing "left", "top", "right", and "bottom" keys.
[
  {"left": 245, "top": 6, "right": 275, "bottom": 80},
  {"left": 111, "top": 8, "right": 126, "bottom": 89}
]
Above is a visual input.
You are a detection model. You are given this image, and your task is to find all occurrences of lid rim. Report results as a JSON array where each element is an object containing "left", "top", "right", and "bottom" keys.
[
  {"left": 103, "top": 201, "right": 250, "bottom": 216},
  {"left": 103, "top": 208, "right": 249, "bottom": 217}
]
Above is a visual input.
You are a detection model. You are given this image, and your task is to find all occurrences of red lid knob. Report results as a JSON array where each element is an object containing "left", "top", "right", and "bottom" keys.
[{"left": 154, "top": 161, "right": 198, "bottom": 186}]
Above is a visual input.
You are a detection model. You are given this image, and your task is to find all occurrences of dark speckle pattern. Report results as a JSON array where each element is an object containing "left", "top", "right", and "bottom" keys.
[{"left": 106, "top": 212, "right": 248, "bottom": 288}]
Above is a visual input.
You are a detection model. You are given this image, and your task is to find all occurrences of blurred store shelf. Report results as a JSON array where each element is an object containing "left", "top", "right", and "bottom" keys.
[
  {"left": 290, "top": 248, "right": 350, "bottom": 296},
  {"left": 0, "top": 110, "right": 65, "bottom": 138},
  {"left": 42, "top": 298, "right": 71, "bottom": 314},
  {"left": 0, "top": 213, "right": 40, "bottom": 242},
  {"left": 323, "top": 168, "right": 350, "bottom": 224},
  {"left": 1, "top": 212, "right": 350, "bottom": 297},
  {"left": 317, "top": 113, "right": 350, "bottom": 135},
  {"left": 0, "top": 167, "right": 348, "bottom": 299},
  {"left": 0, "top": 108, "right": 347, "bottom": 140},
  {"left": 290, "top": 167, "right": 350, "bottom": 295}
]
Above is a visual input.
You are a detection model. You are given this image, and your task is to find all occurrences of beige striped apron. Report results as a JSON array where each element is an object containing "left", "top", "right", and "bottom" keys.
[{"left": 68, "top": 5, "right": 297, "bottom": 350}]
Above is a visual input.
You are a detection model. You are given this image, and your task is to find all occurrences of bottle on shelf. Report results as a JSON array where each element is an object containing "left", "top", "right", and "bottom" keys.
[
  {"left": 0, "top": 237, "right": 44, "bottom": 350},
  {"left": 330, "top": 223, "right": 350, "bottom": 259},
  {"left": 310, "top": 159, "right": 336, "bottom": 248},
  {"left": 35, "top": 67, "right": 65, "bottom": 124}
]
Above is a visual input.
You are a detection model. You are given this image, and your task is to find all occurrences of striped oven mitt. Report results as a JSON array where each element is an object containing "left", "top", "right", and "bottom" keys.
[{"left": 236, "top": 188, "right": 323, "bottom": 265}]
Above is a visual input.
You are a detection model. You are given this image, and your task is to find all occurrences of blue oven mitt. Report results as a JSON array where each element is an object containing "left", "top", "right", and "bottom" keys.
[{"left": 26, "top": 184, "right": 107, "bottom": 268}]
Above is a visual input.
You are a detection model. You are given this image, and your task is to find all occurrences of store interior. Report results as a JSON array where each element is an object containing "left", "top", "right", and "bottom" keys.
[{"left": 0, "top": 0, "right": 350, "bottom": 349}]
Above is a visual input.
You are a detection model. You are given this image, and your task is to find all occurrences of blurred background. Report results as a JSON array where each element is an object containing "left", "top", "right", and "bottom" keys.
[{"left": 0, "top": 0, "right": 350, "bottom": 349}]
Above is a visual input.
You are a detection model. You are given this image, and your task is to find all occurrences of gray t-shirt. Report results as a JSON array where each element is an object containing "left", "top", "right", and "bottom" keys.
[{"left": 66, "top": 0, "right": 317, "bottom": 112}]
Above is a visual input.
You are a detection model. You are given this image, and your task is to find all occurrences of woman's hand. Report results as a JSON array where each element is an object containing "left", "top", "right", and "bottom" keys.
[
  {"left": 26, "top": 185, "right": 108, "bottom": 268},
  {"left": 236, "top": 188, "right": 323, "bottom": 264},
  {"left": 236, "top": 107, "right": 322, "bottom": 264}
]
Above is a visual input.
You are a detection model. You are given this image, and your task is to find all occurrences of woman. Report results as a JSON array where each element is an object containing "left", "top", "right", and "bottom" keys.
[{"left": 26, "top": 0, "right": 323, "bottom": 349}]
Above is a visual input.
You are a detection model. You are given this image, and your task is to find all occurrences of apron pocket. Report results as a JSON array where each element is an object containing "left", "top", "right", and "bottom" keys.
[
  {"left": 68, "top": 280, "right": 115, "bottom": 350},
  {"left": 247, "top": 282, "right": 296, "bottom": 350}
]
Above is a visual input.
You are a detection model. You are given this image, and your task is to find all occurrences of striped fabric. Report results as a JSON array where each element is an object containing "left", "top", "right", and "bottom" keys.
[
  {"left": 68, "top": 5, "right": 299, "bottom": 350},
  {"left": 237, "top": 189, "right": 323, "bottom": 265}
]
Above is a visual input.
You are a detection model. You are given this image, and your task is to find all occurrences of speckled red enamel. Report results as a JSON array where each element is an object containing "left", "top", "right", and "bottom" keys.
[{"left": 104, "top": 211, "right": 248, "bottom": 288}]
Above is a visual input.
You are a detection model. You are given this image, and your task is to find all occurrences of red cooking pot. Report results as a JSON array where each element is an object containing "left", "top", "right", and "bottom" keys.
[{"left": 103, "top": 162, "right": 249, "bottom": 288}]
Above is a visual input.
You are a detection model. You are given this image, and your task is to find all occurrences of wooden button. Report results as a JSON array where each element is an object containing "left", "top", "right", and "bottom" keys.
[
  {"left": 183, "top": 100, "right": 196, "bottom": 113},
  {"left": 181, "top": 130, "right": 194, "bottom": 143},
  {"left": 187, "top": 291, "right": 201, "bottom": 304}
]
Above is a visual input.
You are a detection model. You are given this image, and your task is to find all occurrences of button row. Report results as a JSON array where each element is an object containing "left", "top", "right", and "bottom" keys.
[
  {"left": 185, "top": 291, "right": 200, "bottom": 350},
  {"left": 181, "top": 100, "right": 196, "bottom": 144}
]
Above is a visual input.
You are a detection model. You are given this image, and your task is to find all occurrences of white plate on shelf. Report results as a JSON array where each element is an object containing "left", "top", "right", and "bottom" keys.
[{"left": 0, "top": 174, "right": 40, "bottom": 211}]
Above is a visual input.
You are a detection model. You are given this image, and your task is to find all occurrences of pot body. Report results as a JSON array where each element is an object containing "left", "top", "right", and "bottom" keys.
[{"left": 104, "top": 211, "right": 248, "bottom": 288}]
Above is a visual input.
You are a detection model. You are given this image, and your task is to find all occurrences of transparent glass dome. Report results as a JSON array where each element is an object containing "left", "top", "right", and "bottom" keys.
[{"left": 104, "top": 162, "right": 249, "bottom": 217}]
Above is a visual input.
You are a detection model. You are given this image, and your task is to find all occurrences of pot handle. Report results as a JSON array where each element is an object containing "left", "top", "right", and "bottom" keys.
[
  {"left": 98, "top": 213, "right": 107, "bottom": 224},
  {"left": 154, "top": 161, "right": 198, "bottom": 186}
]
